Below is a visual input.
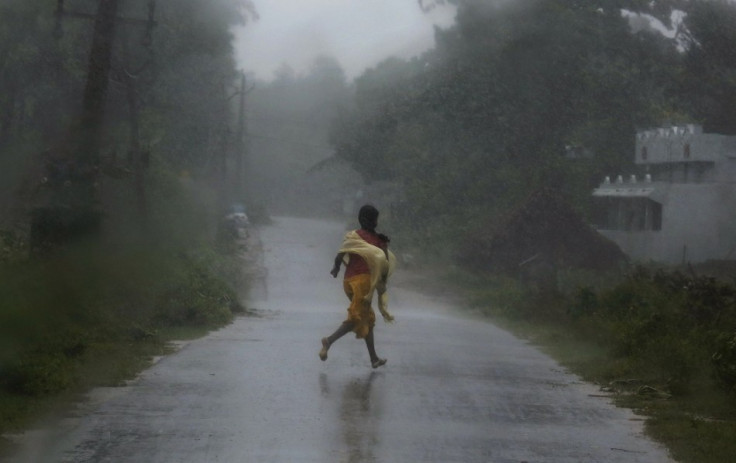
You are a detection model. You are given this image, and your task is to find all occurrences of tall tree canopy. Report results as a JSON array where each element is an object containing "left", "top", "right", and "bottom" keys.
[
  {"left": 331, "top": 0, "right": 690, "bottom": 250},
  {"left": 677, "top": 0, "right": 736, "bottom": 134},
  {"left": 0, "top": 0, "right": 253, "bottom": 241}
]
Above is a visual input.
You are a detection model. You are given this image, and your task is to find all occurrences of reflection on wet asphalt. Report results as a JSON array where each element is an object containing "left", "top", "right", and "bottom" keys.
[
  {"left": 320, "top": 371, "right": 380, "bottom": 463},
  {"left": 6, "top": 217, "right": 673, "bottom": 462}
]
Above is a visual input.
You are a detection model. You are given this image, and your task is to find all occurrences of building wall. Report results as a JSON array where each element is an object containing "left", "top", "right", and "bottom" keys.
[
  {"left": 598, "top": 184, "right": 735, "bottom": 263},
  {"left": 715, "top": 158, "right": 736, "bottom": 183},
  {"left": 595, "top": 126, "right": 736, "bottom": 264},
  {"left": 648, "top": 161, "right": 716, "bottom": 183},
  {"left": 634, "top": 126, "right": 736, "bottom": 165},
  {"left": 715, "top": 183, "right": 736, "bottom": 259}
]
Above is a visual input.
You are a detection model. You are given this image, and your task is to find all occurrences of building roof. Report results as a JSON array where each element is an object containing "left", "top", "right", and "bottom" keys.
[{"left": 593, "top": 187, "right": 655, "bottom": 198}]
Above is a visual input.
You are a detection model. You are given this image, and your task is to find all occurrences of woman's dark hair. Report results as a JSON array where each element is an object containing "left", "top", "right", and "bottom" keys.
[
  {"left": 358, "top": 204, "right": 389, "bottom": 243},
  {"left": 358, "top": 204, "right": 379, "bottom": 229}
]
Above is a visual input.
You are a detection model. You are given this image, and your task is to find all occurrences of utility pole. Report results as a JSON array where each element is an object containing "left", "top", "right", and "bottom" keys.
[
  {"left": 234, "top": 72, "right": 249, "bottom": 199},
  {"left": 217, "top": 75, "right": 252, "bottom": 213},
  {"left": 218, "top": 126, "right": 231, "bottom": 213}
]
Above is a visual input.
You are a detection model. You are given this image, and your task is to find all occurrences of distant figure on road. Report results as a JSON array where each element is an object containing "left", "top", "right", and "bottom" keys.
[{"left": 319, "top": 204, "right": 396, "bottom": 368}]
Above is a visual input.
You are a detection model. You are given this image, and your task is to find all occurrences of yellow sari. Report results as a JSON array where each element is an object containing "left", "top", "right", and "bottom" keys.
[{"left": 338, "top": 230, "right": 397, "bottom": 338}]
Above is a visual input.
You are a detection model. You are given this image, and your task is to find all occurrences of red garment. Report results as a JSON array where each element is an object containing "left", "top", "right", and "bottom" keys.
[{"left": 344, "top": 229, "right": 388, "bottom": 279}]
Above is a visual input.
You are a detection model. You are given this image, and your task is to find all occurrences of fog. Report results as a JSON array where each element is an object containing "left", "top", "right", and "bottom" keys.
[
  {"left": 233, "top": 0, "right": 456, "bottom": 81},
  {"left": 232, "top": 0, "right": 736, "bottom": 272},
  {"left": 1, "top": 0, "right": 735, "bottom": 283},
  {"left": 4, "top": 1, "right": 736, "bottom": 461},
  {"left": 231, "top": 2, "right": 456, "bottom": 217}
]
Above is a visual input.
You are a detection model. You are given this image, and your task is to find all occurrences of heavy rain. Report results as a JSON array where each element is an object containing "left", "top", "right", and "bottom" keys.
[{"left": 1, "top": 1, "right": 736, "bottom": 462}]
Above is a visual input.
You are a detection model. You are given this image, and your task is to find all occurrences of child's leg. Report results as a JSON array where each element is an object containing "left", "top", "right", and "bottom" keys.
[
  {"left": 365, "top": 328, "right": 386, "bottom": 368},
  {"left": 327, "top": 321, "right": 354, "bottom": 345},
  {"left": 319, "top": 321, "right": 354, "bottom": 361},
  {"left": 364, "top": 328, "right": 378, "bottom": 362}
]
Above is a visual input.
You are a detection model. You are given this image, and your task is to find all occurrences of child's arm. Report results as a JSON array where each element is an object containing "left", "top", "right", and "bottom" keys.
[{"left": 330, "top": 252, "right": 345, "bottom": 278}]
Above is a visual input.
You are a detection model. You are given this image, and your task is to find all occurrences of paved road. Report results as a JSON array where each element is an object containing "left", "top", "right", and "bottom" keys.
[{"left": 8, "top": 217, "right": 672, "bottom": 462}]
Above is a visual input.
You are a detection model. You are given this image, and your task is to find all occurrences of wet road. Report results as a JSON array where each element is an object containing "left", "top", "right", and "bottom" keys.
[{"left": 9, "top": 216, "right": 672, "bottom": 462}]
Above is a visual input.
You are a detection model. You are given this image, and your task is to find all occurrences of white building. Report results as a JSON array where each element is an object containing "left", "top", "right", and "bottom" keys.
[{"left": 592, "top": 125, "right": 736, "bottom": 264}]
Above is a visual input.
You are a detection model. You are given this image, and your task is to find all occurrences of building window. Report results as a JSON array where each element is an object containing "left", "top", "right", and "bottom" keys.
[{"left": 593, "top": 197, "right": 662, "bottom": 231}]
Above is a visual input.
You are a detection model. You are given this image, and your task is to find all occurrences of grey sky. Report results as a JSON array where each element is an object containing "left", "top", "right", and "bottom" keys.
[{"left": 233, "top": 1, "right": 456, "bottom": 81}]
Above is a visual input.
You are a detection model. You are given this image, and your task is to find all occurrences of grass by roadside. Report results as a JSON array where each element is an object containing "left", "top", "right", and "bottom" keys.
[
  {"left": 0, "top": 323, "right": 229, "bottom": 460},
  {"left": 0, "top": 237, "right": 251, "bottom": 457},
  {"left": 420, "top": 264, "right": 736, "bottom": 463},
  {"left": 518, "top": 321, "right": 736, "bottom": 463}
]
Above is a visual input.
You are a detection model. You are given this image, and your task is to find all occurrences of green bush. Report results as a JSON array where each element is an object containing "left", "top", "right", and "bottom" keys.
[
  {"left": 0, "top": 230, "right": 25, "bottom": 264},
  {"left": 646, "top": 334, "right": 699, "bottom": 395},
  {"left": 2, "top": 352, "right": 74, "bottom": 397},
  {"left": 464, "top": 265, "right": 736, "bottom": 397},
  {"left": 566, "top": 267, "right": 736, "bottom": 394},
  {"left": 0, "top": 240, "right": 241, "bottom": 399},
  {"left": 712, "top": 332, "right": 736, "bottom": 393},
  {"left": 449, "top": 264, "right": 736, "bottom": 462},
  {"left": 154, "top": 257, "right": 237, "bottom": 327},
  {"left": 569, "top": 287, "right": 598, "bottom": 318},
  {"left": 467, "top": 275, "right": 528, "bottom": 318}
]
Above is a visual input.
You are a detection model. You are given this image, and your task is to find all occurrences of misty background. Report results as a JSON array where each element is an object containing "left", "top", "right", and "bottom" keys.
[
  {"left": 229, "top": 0, "right": 736, "bottom": 262},
  {"left": 4, "top": 0, "right": 735, "bottom": 250},
  {"left": 3, "top": 2, "right": 736, "bottom": 461}
]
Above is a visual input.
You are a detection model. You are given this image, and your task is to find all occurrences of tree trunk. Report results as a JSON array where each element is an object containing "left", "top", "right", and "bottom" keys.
[
  {"left": 123, "top": 69, "right": 148, "bottom": 227},
  {"left": 78, "top": 0, "right": 119, "bottom": 172},
  {"left": 0, "top": 81, "right": 15, "bottom": 146},
  {"left": 30, "top": 0, "right": 119, "bottom": 253},
  {"left": 235, "top": 73, "right": 246, "bottom": 198}
]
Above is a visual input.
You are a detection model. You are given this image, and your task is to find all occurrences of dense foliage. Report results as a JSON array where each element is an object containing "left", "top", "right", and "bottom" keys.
[
  {"left": 568, "top": 268, "right": 736, "bottom": 394},
  {"left": 330, "top": 0, "right": 736, "bottom": 259},
  {"left": 450, "top": 262, "right": 736, "bottom": 463},
  {"left": 0, "top": 0, "right": 253, "bottom": 429},
  {"left": 0, "top": 0, "right": 254, "bottom": 231},
  {"left": 376, "top": 3, "right": 736, "bottom": 460},
  {"left": 246, "top": 56, "right": 352, "bottom": 213}
]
